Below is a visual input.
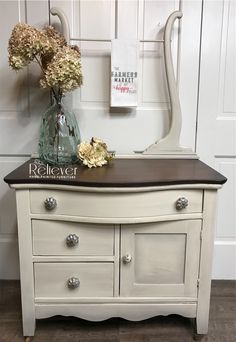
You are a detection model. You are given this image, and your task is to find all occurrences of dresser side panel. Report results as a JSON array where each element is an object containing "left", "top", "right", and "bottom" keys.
[
  {"left": 15, "top": 189, "right": 35, "bottom": 336},
  {"left": 196, "top": 189, "right": 218, "bottom": 334}
]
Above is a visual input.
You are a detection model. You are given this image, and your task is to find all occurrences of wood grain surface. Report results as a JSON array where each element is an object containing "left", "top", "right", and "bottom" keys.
[{"left": 4, "top": 158, "right": 227, "bottom": 187}]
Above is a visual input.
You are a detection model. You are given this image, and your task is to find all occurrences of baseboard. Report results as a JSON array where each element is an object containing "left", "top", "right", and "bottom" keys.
[
  {"left": 212, "top": 241, "right": 236, "bottom": 279},
  {"left": 0, "top": 236, "right": 20, "bottom": 279}
]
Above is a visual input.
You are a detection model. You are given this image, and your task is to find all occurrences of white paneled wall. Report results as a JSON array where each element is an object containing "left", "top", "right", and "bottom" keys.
[
  {"left": 197, "top": 0, "right": 236, "bottom": 279},
  {"left": 0, "top": 0, "right": 49, "bottom": 278},
  {"left": 51, "top": 0, "right": 201, "bottom": 153},
  {"left": 0, "top": 157, "right": 29, "bottom": 279},
  {"left": 0, "top": 0, "right": 234, "bottom": 279}
]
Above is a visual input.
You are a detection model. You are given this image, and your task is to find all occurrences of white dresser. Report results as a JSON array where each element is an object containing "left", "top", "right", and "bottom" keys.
[{"left": 4, "top": 158, "right": 226, "bottom": 340}]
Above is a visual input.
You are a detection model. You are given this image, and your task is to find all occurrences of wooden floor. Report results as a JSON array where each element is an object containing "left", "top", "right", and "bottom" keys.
[{"left": 0, "top": 280, "right": 235, "bottom": 342}]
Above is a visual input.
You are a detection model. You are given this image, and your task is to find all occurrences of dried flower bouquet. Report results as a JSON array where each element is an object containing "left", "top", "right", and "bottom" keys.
[
  {"left": 8, "top": 23, "right": 83, "bottom": 165},
  {"left": 8, "top": 23, "right": 83, "bottom": 103}
]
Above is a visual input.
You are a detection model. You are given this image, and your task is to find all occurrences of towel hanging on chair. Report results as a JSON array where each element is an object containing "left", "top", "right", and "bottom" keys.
[{"left": 110, "top": 39, "right": 139, "bottom": 107}]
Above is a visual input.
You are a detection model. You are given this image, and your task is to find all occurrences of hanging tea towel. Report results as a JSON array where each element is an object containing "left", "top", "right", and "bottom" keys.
[{"left": 110, "top": 39, "right": 139, "bottom": 107}]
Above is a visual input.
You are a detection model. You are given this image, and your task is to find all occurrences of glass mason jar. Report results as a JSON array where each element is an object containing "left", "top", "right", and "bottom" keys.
[{"left": 38, "top": 98, "right": 81, "bottom": 165}]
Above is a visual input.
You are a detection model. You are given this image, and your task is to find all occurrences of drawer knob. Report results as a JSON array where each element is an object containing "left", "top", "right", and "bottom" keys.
[
  {"left": 44, "top": 197, "right": 57, "bottom": 210},
  {"left": 176, "top": 197, "right": 188, "bottom": 210},
  {"left": 122, "top": 254, "right": 132, "bottom": 264},
  {"left": 66, "top": 234, "right": 79, "bottom": 247},
  {"left": 67, "top": 277, "right": 80, "bottom": 289}
]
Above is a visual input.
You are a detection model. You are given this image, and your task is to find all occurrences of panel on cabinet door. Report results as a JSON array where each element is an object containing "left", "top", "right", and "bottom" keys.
[{"left": 120, "top": 220, "right": 201, "bottom": 298}]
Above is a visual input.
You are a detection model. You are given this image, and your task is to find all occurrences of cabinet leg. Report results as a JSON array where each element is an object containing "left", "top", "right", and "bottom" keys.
[
  {"left": 193, "top": 333, "right": 204, "bottom": 341},
  {"left": 25, "top": 337, "right": 32, "bottom": 342},
  {"left": 196, "top": 314, "right": 209, "bottom": 335},
  {"left": 22, "top": 316, "right": 35, "bottom": 339},
  {"left": 193, "top": 317, "right": 206, "bottom": 340}
]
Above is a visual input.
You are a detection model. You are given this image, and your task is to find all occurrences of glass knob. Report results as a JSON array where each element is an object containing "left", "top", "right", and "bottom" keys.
[
  {"left": 44, "top": 197, "right": 57, "bottom": 210},
  {"left": 66, "top": 234, "right": 79, "bottom": 247},
  {"left": 122, "top": 254, "right": 132, "bottom": 264},
  {"left": 176, "top": 197, "right": 188, "bottom": 210},
  {"left": 67, "top": 277, "right": 80, "bottom": 289}
]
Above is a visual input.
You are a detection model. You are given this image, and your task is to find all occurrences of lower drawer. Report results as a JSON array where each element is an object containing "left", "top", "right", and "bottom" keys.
[{"left": 34, "top": 263, "right": 114, "bottom": 298}]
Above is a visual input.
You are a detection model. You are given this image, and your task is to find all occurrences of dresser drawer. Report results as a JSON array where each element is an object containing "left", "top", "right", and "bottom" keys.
[
  {"left": 34, "top": 263, "right": 114, "bottom": 298},
  {"left": 32, "top": 220, "right": 114, "bottom": 256},
  {"left": 30, "top": 189, "right": 203, "bottom": 218}
]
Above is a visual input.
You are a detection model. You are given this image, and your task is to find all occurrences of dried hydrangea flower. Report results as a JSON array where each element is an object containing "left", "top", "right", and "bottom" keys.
[
  {"left": 8, "top": 23, "right": 42, "bottom": 69},
  {"left": 43, "top": 25, "right": 67, "bottom": 49},
  {"left": 77, "top": 138, "right": 114, "bottom": 168},
  {"left": 40, "top": 45, "right": 83, "bottom": 94},
  {"left": 8, "top": 23, "right": 60, "bottom": 70},
  {"left": 8, "top": 23, "right": 83, "bottom": 97},
  {"left": 39, "top": 27, "right": 65, "bottom": 69}
]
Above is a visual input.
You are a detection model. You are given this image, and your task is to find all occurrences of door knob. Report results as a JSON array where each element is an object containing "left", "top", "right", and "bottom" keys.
[
  {"left": 176, "top": 197, "right": 188, "bottom": 210},
  {"left": 44, "top": 197, "right": 57, "bottom": 210},
  {"left": 122, "top": 254, "right": 132, "bottom": 264},
  {"left": 67, "top": 277, "right": 80, "bottom": 289},
  {"left": 66, "top": 234, "right": 79, "bottom": 247}
]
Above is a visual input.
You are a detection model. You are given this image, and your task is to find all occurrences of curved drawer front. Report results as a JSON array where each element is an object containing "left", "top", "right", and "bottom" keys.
[
  {"left": 32, "top": 220, "right": 114, "bottom": 256},
  {"left": 34, "top": 263, "right": 114, "bottom": 298},
  {"left": 30, "top": 189, "right": 203, "bottom": 218}
]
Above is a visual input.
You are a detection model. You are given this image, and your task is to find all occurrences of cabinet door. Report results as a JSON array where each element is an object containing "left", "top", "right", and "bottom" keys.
[{"left": 120, "top": 220, "right": 201, "bottom": 298}]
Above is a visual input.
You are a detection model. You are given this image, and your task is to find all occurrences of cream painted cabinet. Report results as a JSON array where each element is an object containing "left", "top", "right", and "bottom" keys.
[
  {"left": 120, "top": 220, "right": 201, "bottom": 298},
  {"left": 4, "top": 158, "right": 227, "bottom": 340}
]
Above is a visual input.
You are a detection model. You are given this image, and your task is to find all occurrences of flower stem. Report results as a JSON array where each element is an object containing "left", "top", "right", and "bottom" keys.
[{"left": 34, "top": 55, "right": 59, "bottom": 103}]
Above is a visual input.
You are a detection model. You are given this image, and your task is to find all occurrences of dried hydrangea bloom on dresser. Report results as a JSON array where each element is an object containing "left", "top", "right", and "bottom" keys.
[{"left": 4, "top": 158, "right": 226, "bottom": 340}]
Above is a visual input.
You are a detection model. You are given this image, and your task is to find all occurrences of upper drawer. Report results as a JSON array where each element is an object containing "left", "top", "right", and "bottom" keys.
[
  {"left": 32, "top": 220, "right": 114, "bottom": 256},
  {"left": 30, "top": 189, "right": 203, "bottom": 218}
]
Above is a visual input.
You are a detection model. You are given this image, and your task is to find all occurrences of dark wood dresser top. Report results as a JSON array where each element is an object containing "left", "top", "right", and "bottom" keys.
[{"left": 4, "top": 158, "right": 227, "bottom": 187}]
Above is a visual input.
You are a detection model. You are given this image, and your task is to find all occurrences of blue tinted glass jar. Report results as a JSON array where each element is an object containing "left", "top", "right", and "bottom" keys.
[{"left": 38, "top": 98, "right": 81, "bottom": 165}]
